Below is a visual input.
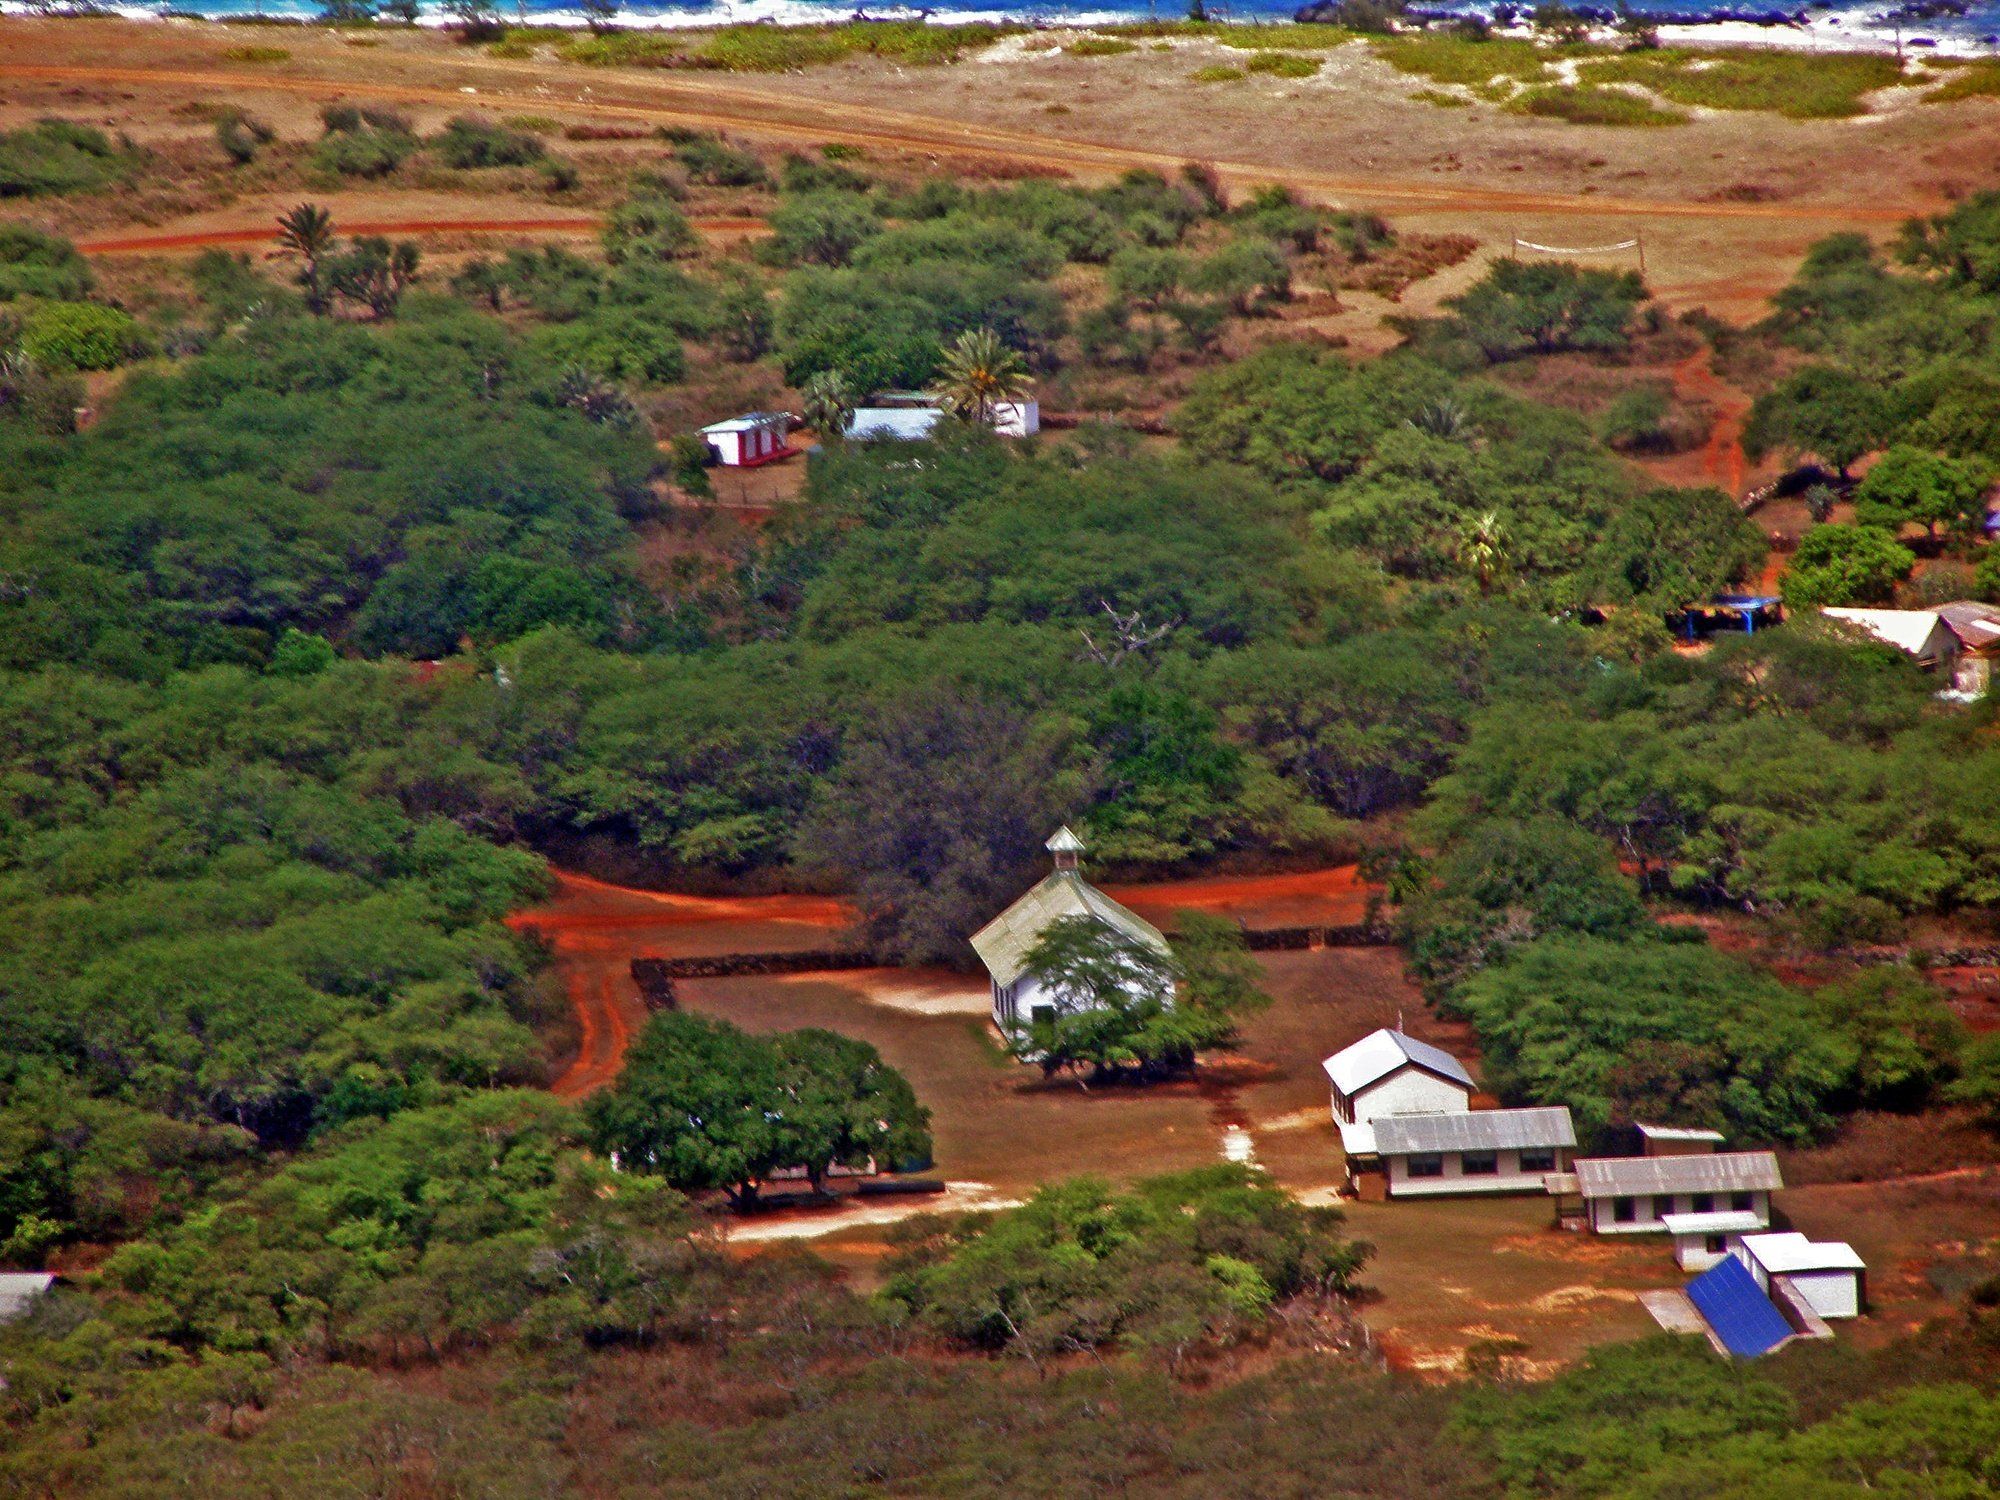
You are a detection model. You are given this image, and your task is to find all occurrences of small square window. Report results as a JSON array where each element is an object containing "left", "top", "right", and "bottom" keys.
[
  {"left": 1031, "top": 1004, "right": 1055, "bottom": 1027},
  {"left": 1613, "top": 1196, "right": 1636, "bottom": 1223},
  {"left": 1705, "top": 1234, "right": 1726, "bottom": 1254},
  {"left": 1461, "top": 1152, "right": 1498, "bottom": 1176},
  {"left": 1691, "top": 1193, "right": 1715, "bottom": 1214},
  {"left": 1519, "top": 1148, "right": 1556, "bottom": 1173},
  {"left": 1406, "top": 1154, "right": 1445, "bottom": 1178},
  {"left": 1730, "top": 1191, "right": 1754, "bottom": 1213}
]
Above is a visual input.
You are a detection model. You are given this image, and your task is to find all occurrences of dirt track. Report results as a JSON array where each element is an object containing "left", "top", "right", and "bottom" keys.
[
  {"left": 509, "top": 864, "right": 1375, "bottom": 1095},
  {"left": 0, "top": 58, "right": 1938, "bottom": 229}
]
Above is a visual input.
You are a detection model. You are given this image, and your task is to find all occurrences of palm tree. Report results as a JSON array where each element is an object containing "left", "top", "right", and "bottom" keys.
[
  {"left": 801, "top": 371, "right": 857, "bottom": 443},
  {"left": 1407, "top": 396, "right": 1475, "bottom": 442},
  {"left": 1457, "top": 511, "right": 1511, "bottom": 596},
  {"left": 930, "top": 327, "right": 1030, "bottom": 430},
  {"left": 275, "top": 202, "right": 337, "bottom": 314}
]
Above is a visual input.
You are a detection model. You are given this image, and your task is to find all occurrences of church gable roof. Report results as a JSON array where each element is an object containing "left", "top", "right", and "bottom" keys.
[{"left": 969, "top": 870, "right": 1170, "bottom": 988}]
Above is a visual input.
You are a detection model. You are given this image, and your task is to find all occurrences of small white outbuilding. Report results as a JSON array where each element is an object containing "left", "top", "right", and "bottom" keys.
[
  {"left": 699, "top": 412, "right": 792, "bottom": 467},
  {"left": 1734, "top": 1232, "right": 1866, "bottom": 1320},
  {"left": 1322, "top": 1029, "right": 1475, "bottom": 1135}
]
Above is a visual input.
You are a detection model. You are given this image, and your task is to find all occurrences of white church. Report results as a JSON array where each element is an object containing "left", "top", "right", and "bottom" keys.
[{"left": 969, "top": 827, "right": 1172, "bottom": 1033}]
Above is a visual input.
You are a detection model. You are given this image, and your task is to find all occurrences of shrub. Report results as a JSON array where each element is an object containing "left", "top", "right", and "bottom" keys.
[
  {"left": 603, "top": 193, "right": 698, "bottom": 263},
  {"left": 1190, "top": 64, "right": 1245, "bottom": 82},
  {"left": 1243, "top": 51, "right": 1321, "bottom": 78},
  {"left": 1068, "top": 35, "right": 1138, "bottom": 56},
  {"left": 1371, "top": 34, "right": 1552, "bottom": 86},
  {"left": 1584, "top": 46, "right": 1904, "bottom": 119},
  {"left": 0, "top": 225, "right": 93, "bottom": 302},
  {"left": 431, "top": 115, "right": 545, "bottom": 168},
  {"left": 1783, "top": 523, "right": 1917, "bottom": 609},
  {"left": 311, "top": 109, "right": 415, "bottom": 178},
  {"left": 1600, "top": 385, "right": 1673, "bottom": 451},
  {"left": 19, "top": 302, "right": 146, "bottom": 371},
  {"left": 220, "top": 44, "right": 291, "bottom": 62},
  {"left": 1509, "top": 84, "right": 1688, "bottom": 126},
  {"left": 0, "top": 119, "right": 138, "bottom": 198},
  {"left": 675, "top": 133, "right": 769, "bottom": 186},
  {"left": 214, "top": 110, "right": 277, "bottom": 166},
  {"left": 528, "top": 315, "right": 686, "bottom": 385}
]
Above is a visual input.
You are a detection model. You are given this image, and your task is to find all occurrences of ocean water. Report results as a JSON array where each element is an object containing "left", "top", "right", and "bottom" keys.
[{"left": 48, "top": 0, "right": 2000, "bottom": 55}]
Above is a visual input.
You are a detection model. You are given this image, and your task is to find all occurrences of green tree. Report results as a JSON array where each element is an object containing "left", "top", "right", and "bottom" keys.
[
  {"left": 1188, "top": 237, "right": 1291, "bottom": 314},
  {"left": 1743, "top": 364, "right": 1885, "bottom": 478},
  {"left": 1780, "top": 523, "right": 1915, "bottom": 609},
  {"left": 929, "top": 326, "right": 1030, "bottom": 428},
  {"left": 771, "top": 1029, "right": 932, "bottom": 1189},
  {"left": 1852, "top": 443, "right": 1990, "bottom": 541},
  {"left": 325, "top": 236, "right": 420, "bottom": 319},
  {"left": 800, "top": 368, "right": 857, "bottom": 440},
  {"left": 275, "top": 202, "right": 338, "bottom": 314},
  {"left": 765, "top": 191, "right": 882, "bottom": 267},
  {"left": 1440, "top": 260, "right": 1647, "bottom": 362},
  {"left": 602, "top": 192, "right": 696, "bottom": 264}
]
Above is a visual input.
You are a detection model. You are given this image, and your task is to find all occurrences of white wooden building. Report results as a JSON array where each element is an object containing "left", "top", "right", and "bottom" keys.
[
  {"left": 1367, "top": 1106, "right": 1577, "bottom": 1198},
  {"left": 1735, "top": 1232, "right": 1866, "bottom": 1320},
  {"left": 699, "top": 412, "right": 792, "bottom": 467},
  {"left": 0, "top": 1272, "right": 56, "bottom": 1324},
  {"left": 1569, "top": 1151, "right": 1783, "bottom": 1236},
  {"left": 969, "top": 827, "right": 1171, "bottom": 1034},
  {"left": 1322, "top": 1028, "right": 1475, "bottom": 1132}
]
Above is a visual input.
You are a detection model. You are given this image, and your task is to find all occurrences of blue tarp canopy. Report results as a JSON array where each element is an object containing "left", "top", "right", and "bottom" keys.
[{"left": 1686, "top": 1255, "right": 1792, "bottom": 1358}]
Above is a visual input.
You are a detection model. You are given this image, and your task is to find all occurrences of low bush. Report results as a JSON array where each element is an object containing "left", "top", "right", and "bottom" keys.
[
  {"left": 1068, "top": 36, "right": 1138, "bottom": 56},
  {"left": 220, "top": 44, "right": 291, "bottom": 62},
  {"left": 1243, "top": 51, "right": 1322, "bottom": 78},
  {"left": 1508, "top": 84, "right": 1687, "bottom": 126},
  {"left": 1371, "top": 34, "right": 1552, "bottom": 86},
  {"left": 431, "top": 115, "right": 546, "bottom": 168},
  {"left": 0, "top": 225, "right": 93, "bottom": 302},
  {"left": 0, "top": 119, "right": 139, "bottom": 198},
  {"left": 19, "top": 301, "right": 147, "bottom": 371},
  {"left": 1191, "top": 64, "right": 1245, "bottom": 83},
  {"left": 1583, "top": 47, "right": 1905, "bottom": 119}
]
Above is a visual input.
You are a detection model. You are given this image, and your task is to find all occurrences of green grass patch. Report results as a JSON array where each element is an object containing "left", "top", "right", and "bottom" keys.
[
  {"left": 1581, "top": 47, "right": 1906, "bottom": 119},
  {"left": 1508, "top": 83, "right": 1688, "bottom": 126},
  {"left": 486, "top": 26, "right": 546, "bottom": 59},
  {"left": 1243, "top": 51, "right": 1322, "bottom": 78},
  {"left": 554, "top": 22, "right": 1009, "bottom": 72},
  {"left": 0, "top": 120, "right": 141, "bottom": 198},
  {"left": 1410, "top": 86, "right": 1474, "bottom": 107},
  {"left": 1927, "top": 59, "right": 2000, "bottom": 101},
  {"left": 1372, "top": 33, "right": 1555, "bottom": 86},
  {"left": 220, "top": 44, "right": 290, "bottom": 62},
  {"left": 501, "top": 114, "right": 563, "bottom": 133},
  {"left": 1190, "top": 64, "right": 1245, "bottom": 83},
  {"left": 1214, "top": 21, "right": 1353, "bottom": 49},
  {"left": 1067, "top": 35, "right": 1139, "bottom": 56}
]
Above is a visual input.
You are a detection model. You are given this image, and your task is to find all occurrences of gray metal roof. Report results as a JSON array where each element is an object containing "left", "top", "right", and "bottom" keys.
[
  {"left": 1372, "top": 1106, "right": 1576, "bottom": 1156},
  {"left": 845, "top": 407, "right": 943, "bottom": 441},
  {"left": 1574, "top": 1151, "right": 1783, "bottom": 1199},
  {"left": 969, "top": 870, "right": 1170, "bottom": 989},
  {"left": 0, "top": 1273, "right": 55, "bottom": 1322},
  {"left": 1322, "top": 1029, "right": 1476, "bottom": 1097}
]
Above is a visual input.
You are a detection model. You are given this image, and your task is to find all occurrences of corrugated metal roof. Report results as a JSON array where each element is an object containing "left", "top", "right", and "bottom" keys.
[
  {"left": 700, "top": 412, "right": 787, "bottom": 433},
  {"left": 846, "top": 407, "right": 943, "bottom": 441},
  {"left": 1574, "top": 1151, "right": 1783, "bottom": 1198},
  {"left": 1636, "top": 1123, "right": 1726, "bottom": 1144},
  {"left": 0, "top": 1273, "right": 55, "bottom": 1322},
  {"left": 1739, "top": 1232, "right": 1865, "bottom": 1274},
  {"left": 1337, "top": 1120, "right": 1378, "bottom": 1157},
  {"left": 968, "top": 871, "right": 1169, "bottom": 989},
  {"left": 1686, "top": 1255, "right": 1794, "bottom": 1358},
  {"left": 1935, "top": 601, "right": 2000, "bottom": 647},
  {"left": 1660, "top": 1210, "right": 1768, "bottom": 1236},
  {"left": 1372, "top": 1106, "right": 1576, "bottom": 1155},
  {"left": 1321, "top": 1030, "right": 1475, "bottom": 1097},
  {"left": 1822, "top": 607, "right": 1955, "bottom": 658}
]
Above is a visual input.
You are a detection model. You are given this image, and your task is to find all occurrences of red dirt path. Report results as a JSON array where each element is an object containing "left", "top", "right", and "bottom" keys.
[{"left": 511, "top": 863, "right": 1373, "bottom": 1096}]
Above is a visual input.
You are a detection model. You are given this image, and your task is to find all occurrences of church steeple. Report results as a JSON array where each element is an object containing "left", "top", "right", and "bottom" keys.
[{"left": 1046, "top": 825, "right": 1085, "bottom": 873}]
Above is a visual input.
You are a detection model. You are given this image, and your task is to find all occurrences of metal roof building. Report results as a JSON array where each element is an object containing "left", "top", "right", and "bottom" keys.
[
  {"left": 1574, "top": 1151, "right": 1784, "bottom": 1199},
  {"left": 0, "top": 1273, "right": 56, "bottom": 1323},
  {"left": 969, "top": 833, "right": 1167, "bottom": 991},
  {"left": 1322, "top": 1030, "right": 1475, "bottom": 1099},
  {"left": 1372, "top": 1106, "right": 1576, "bottom": 1156}
]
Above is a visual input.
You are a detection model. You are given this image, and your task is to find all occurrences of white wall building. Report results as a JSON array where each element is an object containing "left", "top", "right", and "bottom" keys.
[
  {"left": 1369, "top": 1106, "right": 1577, "bottom": 1198},
  {"left": 699, "top": 412, "right": 791, "bottom": 467},
  {"left": 969, "top": 827, "right": 1171, "bottom": 1035},
  {"left": 1322, "top": 1028, "right": 1475, "bottom": 1134},
  {"left": 1572, "top": 1151, "right": 1784, "bottom": 1236},
  {"left": 1735, "top": 1232, "right": 1866, "bottom": 1320}
]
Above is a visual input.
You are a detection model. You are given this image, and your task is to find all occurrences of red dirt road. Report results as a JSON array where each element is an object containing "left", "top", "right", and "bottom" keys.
[{"left": 511, "top": 864, "right": 1373, "bottom": 1096}]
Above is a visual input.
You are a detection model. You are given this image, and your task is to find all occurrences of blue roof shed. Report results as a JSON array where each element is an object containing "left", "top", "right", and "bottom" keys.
[{"left": 1685, "top": 1255, "right": 1793, "bottom": 1358}]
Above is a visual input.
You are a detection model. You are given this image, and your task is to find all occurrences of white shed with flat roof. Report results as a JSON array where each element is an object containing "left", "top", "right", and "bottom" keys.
[{"left": 1735, "top": 1232, "right": 1866, "bottom": 1320}]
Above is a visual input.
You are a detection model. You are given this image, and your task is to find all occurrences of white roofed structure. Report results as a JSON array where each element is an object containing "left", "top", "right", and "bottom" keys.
[
  {"left": 1372, "top": 1106, "right": 1575, "bottom": 1156},
  {"left": 1322, "top": 1029, "right": 1474, "bottom": 1100},
  {"left": 0, "top": 1273, "right": 56, "bottom": 1323},
  {"left": 971, "top": 828, "right": 1170, "bottom": 1033},
  {"left": 1821, "top": 607, "right": 1957, "bottom": 662}
]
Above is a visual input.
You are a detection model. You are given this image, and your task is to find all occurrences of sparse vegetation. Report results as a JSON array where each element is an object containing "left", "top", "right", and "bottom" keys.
[{"left": 1509, "top": 84, "right": 1687, "bottom": 126}]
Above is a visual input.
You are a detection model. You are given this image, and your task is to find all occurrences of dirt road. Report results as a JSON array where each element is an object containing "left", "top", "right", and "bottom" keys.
[
  {"left": 0, "top": 59, "right": 1938, "bottom": 228},
  {"left": 509, "top": 864, "right": 1374, "bottom": 1096}
]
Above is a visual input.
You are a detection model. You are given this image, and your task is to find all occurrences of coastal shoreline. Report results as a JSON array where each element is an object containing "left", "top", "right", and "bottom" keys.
[{"left": 4, "top": 0, "right": 1997, "bottom": 57}]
